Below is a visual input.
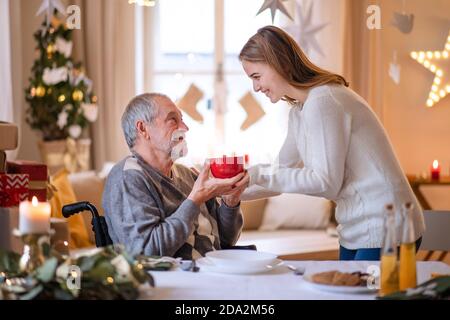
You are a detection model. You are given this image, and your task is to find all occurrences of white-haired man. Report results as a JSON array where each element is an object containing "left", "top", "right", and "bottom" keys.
[{"left": 103, "top": 93, "right": 249, "bottom": 259}]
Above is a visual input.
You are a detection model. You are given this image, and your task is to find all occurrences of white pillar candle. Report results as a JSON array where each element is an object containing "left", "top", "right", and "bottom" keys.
[{"left": 19, "top": 196, "right": 51, "bottom": 234}]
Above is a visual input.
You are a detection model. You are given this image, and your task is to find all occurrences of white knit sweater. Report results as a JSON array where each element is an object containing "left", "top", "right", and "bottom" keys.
[{"left": 245, "top": 84, "right": 425, "bottom": 249}]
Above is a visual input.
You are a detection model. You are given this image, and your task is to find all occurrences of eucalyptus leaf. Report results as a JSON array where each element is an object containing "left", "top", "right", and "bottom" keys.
[
  {"left": 19, "top": 284, "right": 43, "bottom": 300},
  {"left": 36, "top": 257, "right": 58, "bottom": 283},
  {"left": 0, "top": 249, "right": 21, "bottom": 275},
  {"left": 77, "top": 254, "right": 102, "bottom": 272}
]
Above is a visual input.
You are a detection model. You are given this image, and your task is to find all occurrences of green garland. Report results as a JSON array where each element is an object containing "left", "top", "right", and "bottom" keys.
[{"left": 0, "top": 245, "right": 154, "bottom": 300}]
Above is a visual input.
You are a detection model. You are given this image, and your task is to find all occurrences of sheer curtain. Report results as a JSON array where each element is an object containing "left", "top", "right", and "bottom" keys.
[
  {"left": 0, "top": 0, "right": 19, "bottom": 160},
  {"left": 342, "top": 0, "right": 384, "bottom": 120},
  {"left": 72, "top": 0, "right": 155, "bottom": 170}
]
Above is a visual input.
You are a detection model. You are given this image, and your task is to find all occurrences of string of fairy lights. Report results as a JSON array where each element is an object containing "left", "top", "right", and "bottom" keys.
[{"left": 410, "top": 31, "right": 450, "bottom": 108}]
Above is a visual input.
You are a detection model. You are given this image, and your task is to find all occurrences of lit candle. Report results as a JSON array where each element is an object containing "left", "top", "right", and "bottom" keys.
[
  {"left": 431, "top": 160, "right": 441, "bottom": 181},
  {"left": 19, "top": 196, "right": 51, "bottom": 234}
]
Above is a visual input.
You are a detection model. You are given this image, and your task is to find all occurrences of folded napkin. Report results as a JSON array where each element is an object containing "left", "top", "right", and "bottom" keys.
[{"left": 136, "top": 255, "right": 181, "bottom": 271}]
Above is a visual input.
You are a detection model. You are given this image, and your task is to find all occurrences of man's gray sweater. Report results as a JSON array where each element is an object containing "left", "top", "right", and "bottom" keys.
[{"left": 102, "top": 153, "right": 243, "bottom": 259}]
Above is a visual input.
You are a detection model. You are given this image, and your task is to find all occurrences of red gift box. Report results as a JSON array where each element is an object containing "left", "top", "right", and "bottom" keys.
[
  {"left": 7, "top": 160, "right": 47, "bottom": 201},
  {"left": 0, "top": 173, "right": 29, "bottom": 207}
]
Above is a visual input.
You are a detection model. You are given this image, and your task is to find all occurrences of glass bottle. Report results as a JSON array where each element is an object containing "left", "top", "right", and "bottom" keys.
[
  {"left": 380, "top": 204, "right": 400, "bottom": 296},
  {"left": 399, "top": 202, "right": 417, "bottom": 290}
]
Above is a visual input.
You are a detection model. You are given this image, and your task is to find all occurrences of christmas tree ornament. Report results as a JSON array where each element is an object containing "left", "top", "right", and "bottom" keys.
[
  {"left": 257, "top": 0, "right": 293, "bottom": 23},
  {"left": 91, "top": 96, "right": 98, "bottom": 103},
  {"left": 72, "top": 90, "right": 84, "bottom": 102},
  {"left": 410, "top": 30, "right": 450, "bottom": 108},
  {"left": 57, "top": 111, "right": 68, "bottom": 129},
  {"left": 35, "top": 86, "right": 46, "bottom": 97},
  {"left": 30, "top": 87, "right": 36, "bottom": 97},
  {"left": 81, "top": 103, "right": 99, "bottom": 122},
  {"left": 239, "top": 92, "right": 266, "bottom": 131},
  {"left": 57, "top": 95, "right": 66, "bottom": 103},
  {"left": 55, "top": 38, "right": 73, "bottom": 58},
  {"left": 176, "top": 84, "right": 204, "bottom": 123},
  {"left": 51, "top": 16, "right": 64, "bottom": 29},
  {"left": 42, "top": 67, "right": 68, "bottom": 85},
  {"left": 46, "top": 44, "right": 55, "bottom": 55},
  {"left": 389, "top": 50, "right": 401, "bottom": 85},
  {"left": 68, "top": 125, "right": 82, "bottom": 139},
  {"left": 284, "top": 0, "right": 328, "bottom": 57},
  {"left": 36, "top": 0, "right": 66, "bottom": 27}
]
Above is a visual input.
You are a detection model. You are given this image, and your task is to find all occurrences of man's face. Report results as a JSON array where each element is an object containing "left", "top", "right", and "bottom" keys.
[{"left": 147, "top": 97, "right": 189, "bottom": 159}]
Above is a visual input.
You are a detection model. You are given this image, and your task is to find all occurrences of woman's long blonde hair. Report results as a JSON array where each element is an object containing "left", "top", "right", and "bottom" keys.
[{"left": 239, "top": 25, "right": 349, "bottom": 104}]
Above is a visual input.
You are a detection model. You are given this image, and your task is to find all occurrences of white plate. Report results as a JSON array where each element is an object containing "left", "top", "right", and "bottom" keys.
[
  {"left": 205, "top": 250, "right": 278, "bottom": 268},
  {"left": 197, "top": 257, "right": 284, "bottom": 275},
  {"left": 302, "top": 274, "right": 377, "bottom": 294}
]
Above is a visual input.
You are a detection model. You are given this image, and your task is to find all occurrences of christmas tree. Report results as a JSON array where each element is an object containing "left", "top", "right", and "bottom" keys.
[{"left": 25, "top": 13, "right": 98, "bottom": 141}]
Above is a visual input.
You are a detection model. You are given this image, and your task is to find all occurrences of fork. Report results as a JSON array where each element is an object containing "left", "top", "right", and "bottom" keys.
[{"left": 286, "top": 265, "right": 306, "bottom": 275}]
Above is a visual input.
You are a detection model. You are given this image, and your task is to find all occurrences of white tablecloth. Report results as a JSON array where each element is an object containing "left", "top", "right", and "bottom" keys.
[{"left": 144, "top": 261, "right": 450, "bottom": 300}]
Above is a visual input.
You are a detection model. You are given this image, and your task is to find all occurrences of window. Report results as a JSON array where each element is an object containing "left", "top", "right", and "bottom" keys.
[{"left": 152, "top": 0, "right": 291, "bottom": 166}]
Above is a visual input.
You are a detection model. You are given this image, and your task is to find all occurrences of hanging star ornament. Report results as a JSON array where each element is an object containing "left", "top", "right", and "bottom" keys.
[
  {"left": 392, "top": 11, "right": 414, "bottom": 34},
  {"left": 284, "top": 0, "right": 328, "bottom": 57},
  {"left": 389, "top": 50, "right": 401, "bottom": 85},
  {"left": 36, "top": 0, "right": 66, "bottom": 27},
  {"left": 410, "top": 30, "right": 450, "bottom": 108},
  {"left": 256, "top": 0, "right": 293, "bottom": 24}
]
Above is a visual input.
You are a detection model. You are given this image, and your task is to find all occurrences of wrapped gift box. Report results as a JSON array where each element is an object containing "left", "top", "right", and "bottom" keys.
[
  {"left": 7, "top": 160, "right": 47, "bottom": 201},
  {"left": 0, "top": 122, "right": 18, "bottom": 151},
  {"left": 0, "top": 173, "right": 29, "bottom": 207}
]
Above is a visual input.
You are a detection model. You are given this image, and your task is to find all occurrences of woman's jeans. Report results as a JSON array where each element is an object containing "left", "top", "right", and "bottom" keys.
[{"left": 339, "top": 237, "right": 422, "bottom": 261}]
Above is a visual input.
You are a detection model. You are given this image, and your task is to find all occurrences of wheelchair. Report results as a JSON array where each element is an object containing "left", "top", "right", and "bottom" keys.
[{"left": 62, "top": 201, "right": 256, "bottom": 251}]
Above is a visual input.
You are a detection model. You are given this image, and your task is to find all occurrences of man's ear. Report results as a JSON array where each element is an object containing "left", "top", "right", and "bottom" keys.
[{"left": 136, "top": 120, "right": 150, "bottom": 140}]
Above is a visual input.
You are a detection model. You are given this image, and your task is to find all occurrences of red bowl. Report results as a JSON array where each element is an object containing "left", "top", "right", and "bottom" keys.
[{"left": 209, "top": 156, "right": 244, "bottom": 179}]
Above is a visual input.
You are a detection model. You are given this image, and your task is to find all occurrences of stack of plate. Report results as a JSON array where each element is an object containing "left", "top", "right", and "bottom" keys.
[{"left": 196, "top": 250, "right": 283, "bottom": 274}]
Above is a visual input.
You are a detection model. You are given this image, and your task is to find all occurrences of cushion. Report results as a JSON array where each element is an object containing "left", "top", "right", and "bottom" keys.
[
  {"left": 69, "top": 170, "right": 106, "bottom": 244},
  {"left": 49, "top": 169, "right": 93, "bottom": 249},
  {"left": 69, "top": 171, "right": 105, "bottom": 215},
  {"left": 240, "top": 199, "right": 267, "bottom": 230},
  {"left": 237, "top": 229, "right": 339, "bottom": 257},
  {"left": 259, "top": 193, "right": 332, "bottom": 231}
]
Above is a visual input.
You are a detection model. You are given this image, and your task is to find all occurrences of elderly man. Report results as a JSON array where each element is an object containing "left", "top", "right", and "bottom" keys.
[{"left": 103, "top": 93, "right": 248, "bottom": 259}]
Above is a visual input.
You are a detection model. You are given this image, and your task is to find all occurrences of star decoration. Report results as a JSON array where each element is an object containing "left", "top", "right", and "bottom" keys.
[
  {"left": 410, "top": 30, "right": 450, "bottom": 108},
  {"left": 391, "top": 11, "right": 414, "bottom": 34},
  {"left": 36, "top": 0, "right": 66, "bottom": 27},
  {"left": 284, "top": 0, "right": 328, "bottom": 57},
  {"left": 389, "top": 50, "right": 401, "bottom": 85},
  {"left": 256, "top": 0, "right": 293, "bottom": 24}
]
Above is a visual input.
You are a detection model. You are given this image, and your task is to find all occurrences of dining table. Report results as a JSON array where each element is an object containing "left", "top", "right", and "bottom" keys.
[{"left": 142, "top": 260, "right": 450, "bottom": 300}]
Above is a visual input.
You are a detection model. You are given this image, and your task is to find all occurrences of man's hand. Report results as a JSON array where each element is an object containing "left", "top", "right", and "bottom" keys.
[{"left": 188, "top": 162, "right": 247, "bottom": 206}]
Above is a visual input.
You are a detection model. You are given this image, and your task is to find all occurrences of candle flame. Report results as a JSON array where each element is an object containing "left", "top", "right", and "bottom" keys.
[
  {"left": 31, "top": 196, "right": 39, "bottom": 206},
  {"left": 433, "top": 160, "right": 439, "bottom": 169}
]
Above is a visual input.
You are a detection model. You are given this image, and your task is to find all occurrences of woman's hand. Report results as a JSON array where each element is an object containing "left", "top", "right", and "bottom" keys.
[{"left": 188, "top": 162, "right": 247, "bottom": 206}]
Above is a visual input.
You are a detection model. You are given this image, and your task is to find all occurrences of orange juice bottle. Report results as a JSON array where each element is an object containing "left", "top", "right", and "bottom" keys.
[
  {"left": 380, "top": 204, "right": 399, "bottom": 296},
  {"left": 399, "top": 202, "right": 417, "bottom": 290}
]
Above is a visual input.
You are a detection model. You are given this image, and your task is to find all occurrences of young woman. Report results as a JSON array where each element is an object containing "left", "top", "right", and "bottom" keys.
[{"left": 239, "top": 26, "right": 424, "bottom": 260}]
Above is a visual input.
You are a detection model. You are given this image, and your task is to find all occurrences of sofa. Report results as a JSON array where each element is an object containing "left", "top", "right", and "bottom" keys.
[{"left": 68, "top": 170, "right": 340, "bottom": 260}]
